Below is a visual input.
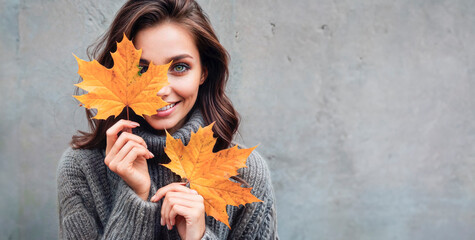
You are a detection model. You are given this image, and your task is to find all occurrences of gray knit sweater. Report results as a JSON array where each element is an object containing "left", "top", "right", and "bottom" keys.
[{"left": 57, "top": 110, "right": 278, "bottom": 239}]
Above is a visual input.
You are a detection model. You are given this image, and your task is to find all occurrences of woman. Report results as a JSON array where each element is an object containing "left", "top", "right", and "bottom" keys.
[{"left": 57, "top": 0, "right": 278, "bottom": 239}]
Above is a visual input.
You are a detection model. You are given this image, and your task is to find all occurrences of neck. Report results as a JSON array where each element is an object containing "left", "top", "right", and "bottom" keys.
[{"left": 133, "top": 109, "right": 204, "bottom": 161}]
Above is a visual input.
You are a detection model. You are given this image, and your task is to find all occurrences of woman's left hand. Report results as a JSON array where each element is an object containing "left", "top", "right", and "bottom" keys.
[{"left": 151, "top": 183, "right": 206, "bottom": 240}]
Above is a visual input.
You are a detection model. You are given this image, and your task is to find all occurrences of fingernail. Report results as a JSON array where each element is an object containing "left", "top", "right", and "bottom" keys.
[
  {"left": 167, "top": 224, "right": 171, "bottom": 230},
  {"left": 149, "top": 151, "right": 154, "bottom": 158},
  {"left": 150, "top": 195, "right": 157, "bottom": 202},
  {"left": 131, "top": 122, "right": 140, "bottom": 127},
  {"left": 191, "top": 190, "right": 198, "bottom": 194},
  {"left": 160, "top": 217, "right": 164, "bottom": 226}
]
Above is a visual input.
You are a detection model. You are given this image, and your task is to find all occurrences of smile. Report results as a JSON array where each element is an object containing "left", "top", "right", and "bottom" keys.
[{"left": 157, "top": 102, "right": 177, "bottom": 112}]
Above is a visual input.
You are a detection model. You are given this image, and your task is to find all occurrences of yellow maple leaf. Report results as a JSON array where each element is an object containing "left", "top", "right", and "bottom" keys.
[
  {"left": 73, "top": 34, "right": 170, "bottom": 119},
  {"left": 162, "top": 123, "right": 262, "bottom": 228}
]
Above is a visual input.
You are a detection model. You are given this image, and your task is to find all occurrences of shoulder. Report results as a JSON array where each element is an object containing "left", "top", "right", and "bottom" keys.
[
  {"left": 243, "top": 150, "right": 271, "bottom": 178},
  {"left": 57, "top": 147, "right": 104, "bottom": 180},
  {"left": 237, "top": 148, "right": 273, "bottom": 198}
]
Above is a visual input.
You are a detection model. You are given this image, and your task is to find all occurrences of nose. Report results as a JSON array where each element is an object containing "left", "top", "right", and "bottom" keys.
[{"left": 157, "top": 85, "right": 171, "bottom": 98}]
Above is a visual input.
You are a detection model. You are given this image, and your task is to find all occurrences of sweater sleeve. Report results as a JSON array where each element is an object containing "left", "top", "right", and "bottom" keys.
[
  {"left": 57, "top": 148, "right": 160, "bottom": 240},
  {"left": 200, "top": 151, "right": 279, "bottom": 240},
  {"left": 231, "top": 151, "right": 279, "bottom": 239}
]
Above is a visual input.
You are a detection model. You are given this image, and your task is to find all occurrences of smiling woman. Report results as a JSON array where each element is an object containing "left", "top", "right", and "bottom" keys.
[
  {"left": 57, "top": 0, "right": 278, "bottom": 239},
  {"left": 136, "top": 22, "right": 206, "bottom": 133}
]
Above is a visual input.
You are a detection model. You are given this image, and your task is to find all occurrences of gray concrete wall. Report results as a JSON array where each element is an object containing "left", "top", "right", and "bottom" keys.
[{"left": 1, "top": 0, "right": 475, "bottom": 239}]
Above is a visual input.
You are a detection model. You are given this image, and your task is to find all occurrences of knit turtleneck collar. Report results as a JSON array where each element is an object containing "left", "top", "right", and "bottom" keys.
[{"left": 132, "top": 109, "right": 204, "bottom": 161}]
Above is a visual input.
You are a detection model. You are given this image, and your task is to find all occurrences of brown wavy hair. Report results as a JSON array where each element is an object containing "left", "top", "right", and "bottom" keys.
[{"left": 71, "top": 0, "right": 239, "bottom": 151}]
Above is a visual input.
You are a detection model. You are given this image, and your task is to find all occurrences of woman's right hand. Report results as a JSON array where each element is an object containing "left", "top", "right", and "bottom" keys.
[{"left": 104, "top": 120, "right": 154, "bottom": 201}]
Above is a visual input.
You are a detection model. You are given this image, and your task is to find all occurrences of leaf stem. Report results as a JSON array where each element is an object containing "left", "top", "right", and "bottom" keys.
[{"left": 124, "top": 106, "right": 131, "bottom": 133}]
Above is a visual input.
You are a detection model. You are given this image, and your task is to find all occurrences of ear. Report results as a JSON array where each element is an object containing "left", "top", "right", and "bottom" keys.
[{"left": 200, "top": 68, "right": 208, "bottom": 85}]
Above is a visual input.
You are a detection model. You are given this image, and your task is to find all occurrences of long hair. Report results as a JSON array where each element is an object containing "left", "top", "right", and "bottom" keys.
[{"left": 71, "top": 0, "right": 239, "bottom": 151}]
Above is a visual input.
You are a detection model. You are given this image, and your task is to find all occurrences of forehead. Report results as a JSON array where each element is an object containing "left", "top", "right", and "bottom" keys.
[{"left": 133, "top": 22, "right": 198, "bottom": 64}]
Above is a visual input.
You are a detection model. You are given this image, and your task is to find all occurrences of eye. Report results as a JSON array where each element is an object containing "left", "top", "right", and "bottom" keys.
[
  {"left": 174, "top": 65, "right": 185, "bottom": 72},
  {"left": 138, "top": 65, "right": 148, "bottom": 76},
  {"left": 171, "top": 63, "right": 190, "bottom": 74}
]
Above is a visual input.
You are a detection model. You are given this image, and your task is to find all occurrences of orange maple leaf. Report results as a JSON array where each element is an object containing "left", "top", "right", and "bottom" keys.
[
  {"left": 162, "top": 123, "right": 262, "bottom": 228},
  {"left": 73, "top": 34, "right": 170, "bottom": 119}
]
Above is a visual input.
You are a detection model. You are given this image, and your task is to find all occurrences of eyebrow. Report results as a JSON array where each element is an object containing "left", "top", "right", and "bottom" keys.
[{"left": 139, "top": 54, "right": 193, "bottom": 65}]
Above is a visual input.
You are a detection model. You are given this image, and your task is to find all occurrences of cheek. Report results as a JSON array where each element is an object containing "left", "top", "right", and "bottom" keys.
[{"left": 174, "top": 77, "right": 201, "bottom": 101}]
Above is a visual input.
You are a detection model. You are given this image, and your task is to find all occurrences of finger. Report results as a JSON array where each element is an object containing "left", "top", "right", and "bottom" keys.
[
  {"left": 151, "top": 182, "right": 195, "bottom": 202},
  {"left": 108, "top": 132, "right": 148, "bottom": 160},
  {"left": 163, "top": 191, "right": 203, "bottom": 203},
  {"left": 168, "top": 204, "right": 193, "bottom": 227},
  {"left": 116, "top": 146, "right": 150, "bottom": 175},
  {"left": 107, "top": 141, "right": 150, "bottom": 172},
  {"left": 160, "top": 192, "right": 177, "bottom": 229},
  {"left": 106, "top": 135, "right": 146, "bottom": 166},
  {"left": 161, "top": 193, "right": 170, "bottom": 228},
  {"left": 162, "top": 194, "right": 203, "bottom": 227},
  {"left": 111, "top": 141, "right": 142, "bottom": 165},
  {"left": 105, "top": 119, "right": 140, "bottom": 155}
]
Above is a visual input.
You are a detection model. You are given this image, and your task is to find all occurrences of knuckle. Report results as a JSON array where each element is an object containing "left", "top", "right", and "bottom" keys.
[
  {"left": 125, "top": 141, "right": 138, "bottom": 150},
  {"left": 130, "top": 147, "right": 139, "bottom": 156},
  {"left": 106, "top": 129, "right": 114, "bottom": 137},
  {"left": 108, "top": 163, "right": 117, "bottom": 172},
  {"left": 137, "top": 146, "right": 146, "bottom": 153},
  {"left": 116, "top": 133, "right": 124, "bottom": 140},
  {"left": 123, "top": 140, "right": 133, "bottom": 147},
  {"left": 130, "top": 141, "right": 141, "bottom": 148},
  {"left": 165, "top": 194, "right": 175, "bottom": 203},
  {"left": 154, "top": 190, "right": 162, "bottom": 197},
  {"left": 167, "top": 192, "right": 177, "bottom": 198},
  {"left": 117, "top": 164, "right": 127, "bottom": 174},
  {"left": 191, "top": 208, "right": 200, "bottom": 218}
]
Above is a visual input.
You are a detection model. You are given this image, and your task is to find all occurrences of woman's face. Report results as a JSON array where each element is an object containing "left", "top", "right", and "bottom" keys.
[{"left": 134, "top": 22, "right": 205, "bottom": 133}]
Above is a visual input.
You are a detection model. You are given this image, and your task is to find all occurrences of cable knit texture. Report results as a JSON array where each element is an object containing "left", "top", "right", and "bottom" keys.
[{"left": 57, "top": 110, "right": 278, "bottom": 239}]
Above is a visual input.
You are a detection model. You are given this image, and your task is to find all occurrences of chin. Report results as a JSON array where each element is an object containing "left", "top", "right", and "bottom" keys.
[
  {"left": 147, "top": 120, "right": 174, "bottom": 131},
  {"left": 144, "top": 116, "right": 183, "bottom": 133}
]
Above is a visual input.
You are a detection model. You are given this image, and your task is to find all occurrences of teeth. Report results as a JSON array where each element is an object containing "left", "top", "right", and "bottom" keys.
[{"left": 157, "top": 103, "right": 176, "bottom": 111}]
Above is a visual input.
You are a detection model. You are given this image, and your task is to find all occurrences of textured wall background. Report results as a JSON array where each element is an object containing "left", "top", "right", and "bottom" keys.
[{"left": 1, "top": 0, "right": 475, "bottom": 239}]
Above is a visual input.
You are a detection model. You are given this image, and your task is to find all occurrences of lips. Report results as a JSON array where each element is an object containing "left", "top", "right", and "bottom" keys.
[
  {"left": 152, "top": 101, "right": 179, "bottom": 117},
  {"left": 157, "top": 102, "right": 177, "bottom": 112}
]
